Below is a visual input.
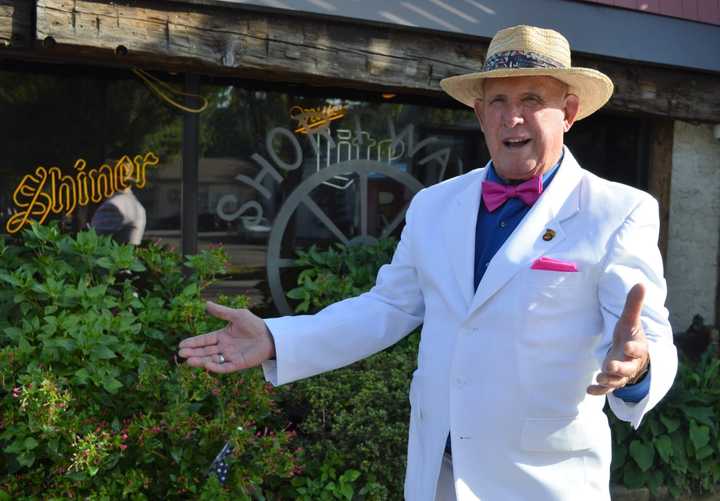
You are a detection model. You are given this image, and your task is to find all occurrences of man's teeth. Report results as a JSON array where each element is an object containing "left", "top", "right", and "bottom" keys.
[{"left": 504, "top": 138, "right": 530, "bottom": 147}]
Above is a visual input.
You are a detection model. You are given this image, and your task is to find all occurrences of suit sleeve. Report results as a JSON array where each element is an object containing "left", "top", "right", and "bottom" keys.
[
  {"left": 597, "top": 195, "right": 678, "bottom": 429},
  {"left": 261, "top": 195, "right": 426, "bottom": 386}
]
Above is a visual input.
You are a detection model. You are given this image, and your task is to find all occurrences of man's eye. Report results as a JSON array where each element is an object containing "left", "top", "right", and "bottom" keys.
[{"left": 523, "top": 96, "right": 542, "bottom": 104}]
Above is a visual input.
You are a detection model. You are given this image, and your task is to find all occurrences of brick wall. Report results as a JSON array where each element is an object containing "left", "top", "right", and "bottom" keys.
[{"left": 665, "top": 121, "right": 720, "bottom": 331}]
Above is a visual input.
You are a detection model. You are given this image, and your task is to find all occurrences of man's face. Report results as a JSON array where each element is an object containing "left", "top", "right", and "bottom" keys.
[{"left": 474, "top": 76, "right": 579, "bottom": 180}]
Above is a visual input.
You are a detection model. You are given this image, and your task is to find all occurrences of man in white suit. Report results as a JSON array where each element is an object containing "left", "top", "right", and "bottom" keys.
[{"left": 179, "top": 25, "right": 677, "bottom": 500}]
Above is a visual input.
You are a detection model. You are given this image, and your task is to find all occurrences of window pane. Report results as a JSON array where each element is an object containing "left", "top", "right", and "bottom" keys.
[{"left": 0, "top": 63, "right": 183, "bottom": 248}]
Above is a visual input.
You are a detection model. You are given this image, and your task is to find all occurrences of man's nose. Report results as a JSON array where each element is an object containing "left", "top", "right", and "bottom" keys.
[{"left": 502, "top": 105, "right": 524, "bottom": 128}]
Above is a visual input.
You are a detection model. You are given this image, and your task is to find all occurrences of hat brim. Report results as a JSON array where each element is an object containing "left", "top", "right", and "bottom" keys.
[{"left": 440, "top": 67, "right": 613, "bottom": 121}]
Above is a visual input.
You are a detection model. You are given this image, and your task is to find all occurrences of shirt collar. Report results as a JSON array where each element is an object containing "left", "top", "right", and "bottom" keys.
[{"left": 487, "top": 150, "right": 564, "bottom": 187}]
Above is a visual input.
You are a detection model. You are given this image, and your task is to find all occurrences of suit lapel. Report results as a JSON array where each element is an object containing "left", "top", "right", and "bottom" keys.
[
  {"left": 444, "top": 166, "right": 488, "bottom": 311},
  {"left": 467, "top": 148, "right": 585, "bottom": 316}
]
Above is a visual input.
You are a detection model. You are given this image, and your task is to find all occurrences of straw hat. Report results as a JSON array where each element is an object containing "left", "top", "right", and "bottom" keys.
[{"left": 440, "top": 25, "right": 613, "bottom": 120}]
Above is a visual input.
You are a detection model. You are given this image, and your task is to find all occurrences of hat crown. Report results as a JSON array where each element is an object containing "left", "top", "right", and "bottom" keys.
[{"left": 486, "top": 25, "right": 571, "bottom": 69}]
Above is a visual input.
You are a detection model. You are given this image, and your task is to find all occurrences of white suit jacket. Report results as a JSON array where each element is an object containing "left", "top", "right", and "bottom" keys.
[{"left": 263, "top": 147, "right": 678, "bottom": 500}]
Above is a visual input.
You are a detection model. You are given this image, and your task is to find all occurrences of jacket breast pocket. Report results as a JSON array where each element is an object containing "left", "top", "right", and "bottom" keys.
[
  {"left": 523, "top": 269, "right": 587, "bottom": 290},
  {"left": 521, "top": 416, "right": 598, "bottom": 452}
]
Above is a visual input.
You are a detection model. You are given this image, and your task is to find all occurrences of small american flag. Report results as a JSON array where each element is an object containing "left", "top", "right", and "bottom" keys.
[{"left": 208, "top": 441, "right": 233, "bottom": 484}]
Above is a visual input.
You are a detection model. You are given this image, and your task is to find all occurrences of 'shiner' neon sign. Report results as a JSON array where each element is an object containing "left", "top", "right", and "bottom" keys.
[{"left": 6, "top": 152, "right": 160, "bottom": 234}]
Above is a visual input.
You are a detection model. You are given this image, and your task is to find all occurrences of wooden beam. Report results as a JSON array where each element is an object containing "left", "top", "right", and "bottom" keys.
[
  {"left": 646, "top": 118, "right": 674, "bottom": 262},
  {"left": 0, "top": 0, "right": 33, "bottom": 48},
  {"left": 25, "top": 0, "right": 720, "bottom": 123}
]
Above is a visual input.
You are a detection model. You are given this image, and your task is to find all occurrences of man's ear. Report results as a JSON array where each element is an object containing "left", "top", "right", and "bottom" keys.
[
  {"left": 473, "top": 99, "right": 485, "bottom": 133},
  {"left": 563, "top": 94, "right": 580, "bottom": 132}
]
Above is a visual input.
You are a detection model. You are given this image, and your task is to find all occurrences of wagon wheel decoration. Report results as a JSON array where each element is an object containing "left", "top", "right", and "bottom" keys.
[{"left": 267, "top": 160, "right": 424, "bottom": 315}]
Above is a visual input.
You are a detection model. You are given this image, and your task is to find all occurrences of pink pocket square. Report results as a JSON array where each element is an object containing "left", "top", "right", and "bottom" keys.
[{"left": 531, "top": 256, "right": 578, "bottom": 272}]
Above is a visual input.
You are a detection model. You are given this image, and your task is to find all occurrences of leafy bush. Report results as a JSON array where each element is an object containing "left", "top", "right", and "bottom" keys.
[
  {"left": 609, "top": 342, "right": 720, "bottom": 497},
  {"left": 282, "top": 239, "right": 418, "bottom": 500},
  {"left": 0, "top": 224, "right": 301, "bottom": 499}
]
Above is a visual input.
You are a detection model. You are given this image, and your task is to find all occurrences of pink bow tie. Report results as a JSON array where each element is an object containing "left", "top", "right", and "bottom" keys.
[{"left": 482, "top": 176, "right": 543, "bottom": 212}]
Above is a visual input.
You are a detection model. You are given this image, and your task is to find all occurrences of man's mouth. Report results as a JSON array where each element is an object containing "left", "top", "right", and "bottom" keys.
[{"left": 502, "top": 138, "right": 531, "bottom": 149}]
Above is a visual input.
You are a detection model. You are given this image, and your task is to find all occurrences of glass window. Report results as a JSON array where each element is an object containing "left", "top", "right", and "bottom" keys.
[
  {"left": 197, "top": 84, "right": 482, "bottom": 313},
  {"left": 0, "top": 62, "right": 184, "bottom": 248}
]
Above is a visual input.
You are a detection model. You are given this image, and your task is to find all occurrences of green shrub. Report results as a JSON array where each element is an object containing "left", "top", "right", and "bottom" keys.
[
  {"left": 0, "top": 224, "right": 301, "bottom": 500},
  {"left": 282, "top": 240, "right": 418, "bottom": 500},
  {"left": 609, "top": 344, "right": 720, "bottom": 497}
]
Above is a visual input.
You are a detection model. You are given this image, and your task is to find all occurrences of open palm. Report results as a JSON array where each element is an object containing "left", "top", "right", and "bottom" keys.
[{"left": 178, "top": 302, "right": 275, "bottom": 374}]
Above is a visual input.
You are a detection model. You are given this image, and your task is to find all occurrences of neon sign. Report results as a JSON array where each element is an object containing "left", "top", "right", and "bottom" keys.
[
  {"left": 6, "top": 152, "right": 160, "bottom": 234},
  {"left": 290, "top": 105, "right": 347, "bottom": 134}
]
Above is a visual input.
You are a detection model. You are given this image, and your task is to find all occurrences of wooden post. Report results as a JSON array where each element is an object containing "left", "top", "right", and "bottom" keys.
[
  {"left": 646, "top": 118, "right": 674, "bottom": 263},
  {"left": 181, "top": 73, "right": 199, "bottom": 264}
]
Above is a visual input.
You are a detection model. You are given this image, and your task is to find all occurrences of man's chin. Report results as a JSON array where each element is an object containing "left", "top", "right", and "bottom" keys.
[{"left": 493, "top": 159, "right": 540, "bottom": 181}]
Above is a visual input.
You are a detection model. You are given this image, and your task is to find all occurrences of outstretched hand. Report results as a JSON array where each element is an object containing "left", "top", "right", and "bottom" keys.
[
  {"left": 587, "top": 283, "right": 649, "bottom": 396},
  {"left": 178, "top": 302, "right": 275, "bottom": 373}
]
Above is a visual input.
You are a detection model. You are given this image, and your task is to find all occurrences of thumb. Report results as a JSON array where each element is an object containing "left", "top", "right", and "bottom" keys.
[
  {"left": 618, "top": 283, "right": 645, "bottom": 333},
  {"left": 206, "top": 301, "right": 238, "bottom": 322}
]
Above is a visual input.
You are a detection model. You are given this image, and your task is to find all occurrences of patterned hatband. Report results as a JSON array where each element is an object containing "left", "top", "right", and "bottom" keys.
[{"left": 482, "top": 50, "right": 565, "bottom": 72}]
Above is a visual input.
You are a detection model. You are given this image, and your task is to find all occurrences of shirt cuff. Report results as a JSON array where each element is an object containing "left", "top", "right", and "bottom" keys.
[{"left": 613, "top": 369, "right": 651, "bottom": 403}]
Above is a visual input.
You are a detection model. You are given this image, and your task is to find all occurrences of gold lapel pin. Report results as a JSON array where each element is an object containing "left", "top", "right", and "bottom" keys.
[{"left": 543, "top": 229, "right": 556, "bottom": 241}]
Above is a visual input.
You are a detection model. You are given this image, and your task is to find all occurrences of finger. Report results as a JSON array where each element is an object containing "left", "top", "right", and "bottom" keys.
[
  {"left": 178, "top": 344, "right": 222, "bottom": 359},
  {"left": 595, "top": 373, "right": 627, "bottom": 388},
  {"left": 604, "top": 359, "right": 641, "bottom": 378},
  {"left": 586, "top": 384, "right": 615, "bottom": 396},
  {"left": 185, "top": 353, "right": 227, "bottom": 368},
  {"left": 202, "top": 360, "right": 245, "bottom": 374},
  {"left": 179, "top": 331, "right": 219, "bottom": 350},
  {"left": 619, "top": 283, "right": 645, "bottom": 329},
  {"left": 207, "top": 301, "right": 241, "bottom": 322},
  {"left": 624, "top": 340, "right": 648, "bottom": 359}
]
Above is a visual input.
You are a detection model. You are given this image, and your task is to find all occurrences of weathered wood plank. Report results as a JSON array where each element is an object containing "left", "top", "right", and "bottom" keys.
[
  {"left": 33, "top": 0, "right": 720, "bottom": 122},
  {"left": 0, "top": 0, "right": 33, "bottom": 47},
  {"left": 647, "top": 118, "right": 674, "bottom": 261}
]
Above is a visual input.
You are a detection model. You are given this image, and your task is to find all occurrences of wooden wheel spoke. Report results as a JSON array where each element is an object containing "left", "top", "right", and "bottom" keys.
[
  {"left": 359, "top": 171, "right": 368, "bottom": 238},
  {"left": 381, "top": 200, "right": 411, "bottom": 239},
  {"left": 302, "top": 198, "right": 350, "bottom": 245}
]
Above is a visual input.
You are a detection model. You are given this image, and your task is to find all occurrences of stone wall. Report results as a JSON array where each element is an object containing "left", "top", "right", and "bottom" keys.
[{"left": 665, "top": 121, "right": 720, "bottom": 331}]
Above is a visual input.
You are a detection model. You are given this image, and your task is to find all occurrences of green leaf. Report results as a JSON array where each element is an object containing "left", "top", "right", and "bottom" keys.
[
  {"left": 648, "top": 418, "right": 663, "bottom": 437},
  {"left": 170, "top": 447, "right": 183, "bottom": 464},
  {"left": 130, "top": 261, "right": 146, "bottom": 272},
  {"left": 5, "top": 440, "right": 23, "bottom": 454},
  {"left": 17, "top": 452, "right": 35, "bottom": 467},
  {"left": 689, "top": 420, "right": 710, "bottom": 451},
  {"left": 3, "top": 327, "right": 22, "bottom": 341},
  {"left": 682, "top": 406, "right": 714, "bottom": 427},
  {"left": 695, "top": 445, "right": 714, "bottom": 461},
  {"left": 24, "top": 437, "right": 39, "bottom": 450},
  {"left": 647, "top": 469, "right": 664, "bottom": 496},
  {"left": 96, "top": 257, "right": 113, "bottom": 269},
  {"left": 654, "top": 434, "right": 673, "bottom": 463},
  {"left": 339, "top": 483, "right": 353, "bottom": 500},
  {"left": 623, "top": 462, "right": 648, "bottom": 489},
  {"left": 74, "top": 368, "right": 91, "bottom": 385},
  {"left": 101, "top": 376, "right": 123, "bottom": 394},
  {"left": 629, "top": 440, "right": 655, "bottom": 472},
  {"left": 91, "top": 345, "right": 117, "bottom": 360}
]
